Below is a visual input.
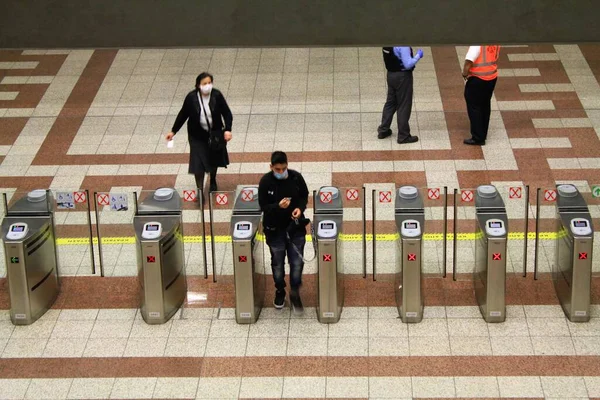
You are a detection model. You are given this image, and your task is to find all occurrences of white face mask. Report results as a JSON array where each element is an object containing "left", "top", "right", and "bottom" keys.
[{"left": 200, "top": 83, "right": 212, "bottom": 95}]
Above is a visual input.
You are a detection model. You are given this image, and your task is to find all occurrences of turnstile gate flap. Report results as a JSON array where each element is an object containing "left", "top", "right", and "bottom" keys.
[
  {"left": 314, "top": 186, "right": 342, "bottom": 214},
  {"left": 233, "top": 187, "right": 261, "bottom": 215},
  {"left": 137, "top": 188, "right": 181, "bottom": 215},
  {"left": 7, "top": 190, "right": 53, "bottom": 216}
]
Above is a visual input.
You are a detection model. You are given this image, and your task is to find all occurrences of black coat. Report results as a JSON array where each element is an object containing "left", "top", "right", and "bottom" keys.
[{"left": 171, "top": 88, "right": 233, "bottom": 173}]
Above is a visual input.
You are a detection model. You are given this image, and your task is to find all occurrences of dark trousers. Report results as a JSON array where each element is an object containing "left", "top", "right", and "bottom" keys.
[
  {"left": 265, "top": 229, "right": 306, "bottom": 292},
  {"left": 194, "top": 169, "right": 217, "bottom": 192},
  {"left": 378, "top": 70, "right": 414, "bottom": 142},
  {"left": 464, "top": 77, "right": 497, "bottom": 142}
]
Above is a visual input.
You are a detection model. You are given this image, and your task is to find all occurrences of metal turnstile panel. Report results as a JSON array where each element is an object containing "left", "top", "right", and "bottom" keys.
[
  {"left": 317, "top": 239, "right": 344, "bottom": 323},
  {"left": 2, "top": 215, "right": 59, "bottom": 325},
  {"left": 135, "top": 215, "right": 186, "bottom": 324},
  {"left": 232, "top": 225, "right": 265, "bottom": 324},
  {"left": 397, "top": 238, "right": 423, "bottom": 322},
  {"left": 474, "top": 234, "right": 507, "bottom": 323}
]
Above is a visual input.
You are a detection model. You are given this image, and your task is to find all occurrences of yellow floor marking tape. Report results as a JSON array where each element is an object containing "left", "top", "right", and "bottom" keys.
[{"left": 56, "top": 231, "right": 559, "bottom": 245}]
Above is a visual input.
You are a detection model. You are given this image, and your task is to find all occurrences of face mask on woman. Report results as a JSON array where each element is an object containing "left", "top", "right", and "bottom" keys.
[
  {"left": 200, "top": 83, "right": 212, "bottom": 95},
  {"left": 273, "top": 169, "right": 288, "bottom": 180}
]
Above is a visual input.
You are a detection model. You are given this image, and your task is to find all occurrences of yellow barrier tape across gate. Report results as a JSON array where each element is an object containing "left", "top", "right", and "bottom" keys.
[{"left": 55, "top": 231, "right": 559, "bottom": 245}]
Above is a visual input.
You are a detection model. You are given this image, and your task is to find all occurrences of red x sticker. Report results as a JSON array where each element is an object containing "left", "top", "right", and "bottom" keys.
[
  {"left": 407, "top": 253, "right": 416, "bottom": 261},
  {"left": 493, "top": 253, "right": 502, "bottom": 261},
  {"left": 239, "top": 255, "right": 247, "bottom": 262},
  {"left": 579, "top": 252, "right": 587, "bottom": 260},
  {"left": 147, "top": 256, "right": 155, "bottom": 263},
  {"left": 323, "top": 254, "right": 332, "bottom": 262}
]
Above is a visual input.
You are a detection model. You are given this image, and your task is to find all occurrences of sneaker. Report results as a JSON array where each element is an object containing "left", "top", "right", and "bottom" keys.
[
  {"left": 398, "top": 135, "right": 418, "bottom": 144},
  {"left": 290, "top": 291, "right": 304, "bottom": 315},
  {"left": 377, "top": 129, "right": 392, "bottom": 139},
  {"left": 273, "top": 289, "right": 286, "bottom": 309}
]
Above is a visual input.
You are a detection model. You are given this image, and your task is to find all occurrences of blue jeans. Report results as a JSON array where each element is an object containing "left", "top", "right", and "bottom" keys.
[{"left": 265, "top": 229, "right": 306, "bottom": 291}]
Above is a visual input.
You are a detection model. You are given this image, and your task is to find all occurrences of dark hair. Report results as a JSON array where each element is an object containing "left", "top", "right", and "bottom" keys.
[
  {"left": 271, "top": 151, "right": 288, "bottom": 165},
  {"left": 195, "top": 72, "right": 214, "bottom": 89}
]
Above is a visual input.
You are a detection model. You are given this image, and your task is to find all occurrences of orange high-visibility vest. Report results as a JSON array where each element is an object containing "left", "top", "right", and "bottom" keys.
[{"left": 469, "top": 45, "right": 500, "bottom": 80}]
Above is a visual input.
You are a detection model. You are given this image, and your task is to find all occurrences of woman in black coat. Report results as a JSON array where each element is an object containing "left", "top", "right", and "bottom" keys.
[{"left": 166, "top": 72, "right": 233, "bottom": 192}]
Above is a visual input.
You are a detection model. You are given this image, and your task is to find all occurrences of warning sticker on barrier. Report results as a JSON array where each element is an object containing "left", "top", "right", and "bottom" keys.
[
  {"left": 241, "top": 190, "right": 253, "bottom": 202},
  {"left": 379, "top": 191, "right": 392, "bottom": 203},
  {"left": 427, "top": 188, "right": 440, "bottom": 200},
  {"left": 147, "top": 256, "right": 155, "bottom": 263},
  {"left": 509, "top": 187, "right": 522, "bottom": 199},
  {"left": 323, "top": 254, "right": 332, "bottom": 262},
  {"left": 320, "top": 191, "right": 332, "bottom": 203},
  {"left": 493, "top": 253, "right": 502, "bottom": 261},
  {"left": 74, "top": 191, "right": 87, "bottom": 204},
  {"left": 346, "top": 189, "right": 359, "bottom": 201},
  {"left": 461, "top": 190, "right": 474, "bottom": 202},
  {"left": 56, "top": 192, "right": 75, "bottom": 209},
  {"left": 110, "top": 193, "right": 128, "bottom": 211},
  {"left": 544, "top": 189, "right": 557, "bottom": 202},
  {"left": 97, "top": 193, "right": 109, "bottom": 206},
  {"left": 579, "top": 252, "right": 588, "bottom": 260},
  {"left": 239, "top": 255, "right": 247, "bottom": 262},
  {"left": 215, "top": 193, "right": 228, "bottom": 205},
  {"left": 183, "top": 190, "right": 196, "bottom": 202},
  {"left": 407, "top": 253, "right": 416, "bottom": 261}
]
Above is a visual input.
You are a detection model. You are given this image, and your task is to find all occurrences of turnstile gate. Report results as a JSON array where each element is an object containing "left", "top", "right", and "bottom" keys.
[
  {"left": 314, "top": 186, "right": 344, "bottom": 323},
  {"left": 554, "top": 184, "right": 594, "bottom": 322},
  {"left": 1, "top": 190, "right": 59, "bottom": 325},
  {"left": 394, "top": 186, "right": 424, "bottom": 323},
  {"left": 134, "top": 188, "right": 186, "bottom": 324},
  {"left": 474, "top": 185, "right": 508, "bottom": 323},
  {"left": 231, "top": 187, "right": 265, "bottom": 324}
]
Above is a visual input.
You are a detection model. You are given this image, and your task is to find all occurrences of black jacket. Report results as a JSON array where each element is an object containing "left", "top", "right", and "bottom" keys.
[
  {"left": 171, "top": 88, "right": 233, "bottom": 169},
  {"left": 258, "top": 169, "right": 309, "bottom": 232}
]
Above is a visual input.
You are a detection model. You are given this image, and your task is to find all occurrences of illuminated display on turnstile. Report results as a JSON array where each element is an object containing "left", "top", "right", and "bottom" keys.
[
  {"left": 6, "top": 223, "right": 28, "bottom": 240},
  {"left": 233, "top": 221, "right": 254, "bottom": 239},
  {"left": 570, "top": 218, "right": 592, "bottom": 236},
  {"left": 317, "top": 220, "right": 337, "bottom": 238},
  {"left": 401, "top": 219, "right": 421, "bottom": 237},
  {"left": 141, "top": 222, "right": 162, "bottom": 239}
]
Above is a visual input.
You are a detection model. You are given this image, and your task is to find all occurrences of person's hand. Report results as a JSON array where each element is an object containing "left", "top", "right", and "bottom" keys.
[
  {"left": 291, "top": 208, "right": 301, "bottom": 219},
  {"left": 165, "top": 132, "right": 175, "bottom": 141},
  {"left": 416, "top": 49, "right": 424, "bottom": 59},
  {"left": 279, "top": 198, "right": 291, "bottom": 209},
  {"left": 224, "top": 131, "right": 232, "bottom": 142}
]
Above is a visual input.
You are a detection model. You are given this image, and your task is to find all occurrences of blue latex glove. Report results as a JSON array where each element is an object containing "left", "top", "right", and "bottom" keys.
[{"left": 416, "top": 49, "right": 424, "bottom": 59}]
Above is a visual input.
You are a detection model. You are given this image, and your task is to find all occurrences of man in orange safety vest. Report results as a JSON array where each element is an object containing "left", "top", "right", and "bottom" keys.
[{"left": 462, "top": 45, "right": 500, "bottom": 145}]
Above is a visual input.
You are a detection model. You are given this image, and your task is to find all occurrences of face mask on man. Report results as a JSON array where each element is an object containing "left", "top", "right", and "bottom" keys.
[
  {"left": 200, "top": 83, "right": 212, "bottom": 95},
  {"left": 273, "top": 169, "right": 288, "bottom": 180}
]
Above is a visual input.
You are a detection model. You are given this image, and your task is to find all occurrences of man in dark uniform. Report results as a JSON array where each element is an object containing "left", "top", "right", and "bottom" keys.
[
  {"left": 258, "top": 151, "right": 309, "bottom": 314},
  {"left": 378, "top": 47, "right": 423, "bottom": 144}
]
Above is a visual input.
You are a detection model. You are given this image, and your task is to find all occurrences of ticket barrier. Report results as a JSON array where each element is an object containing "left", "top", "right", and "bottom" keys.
[
  {"left": 473, "top": 185, "right": 508, "bottom": 323},
  {"left": 394, "top": 186, "right": 424, "bottom": 323},
  {"left": 1, "top": 190, "right": 59, "bottom": 325},
  {"left": 231, "top": 187, "right": 265, "bottom": 324},
  {"left": 134, "top": 188, "right": 186, "bottom": 324},
  {"left": 554, "top": 184, "right": 594, "bottom": 322},
  {"left": 314, "top": 186, "right": 344, "bottom": 323}
]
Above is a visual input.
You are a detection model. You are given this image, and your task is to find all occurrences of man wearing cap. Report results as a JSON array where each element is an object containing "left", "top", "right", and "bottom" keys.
[{"left": 258, "top": 151, "right": 309, "bottom": 314}]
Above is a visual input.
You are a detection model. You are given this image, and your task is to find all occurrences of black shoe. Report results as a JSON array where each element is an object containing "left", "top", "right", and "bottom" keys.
[
  {"left": 290, "top": 290, "right": 304, "bottom": 315},
  {"left": 464, "top": 138, "right": 485, "bottom": 146},
  {"left": 209, "top": 181, "right": 218, "bottom": 192},
  {"left": 377, "top": 129, "right": 392, "bottom": 139},
  {"left": 273, "top": 289, "right": 286, "bottom": 309},
  {"left": 398, "top": 136, "right": 418, "bottom": 144}
]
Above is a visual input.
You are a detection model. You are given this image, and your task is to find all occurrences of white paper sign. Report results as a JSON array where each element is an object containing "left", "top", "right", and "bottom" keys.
[
  {"left": 56, "top": 192, "right": 75, "bottom": 209},
  {"left": 109, "top": 193, "right": 128, "bottom": 211}
]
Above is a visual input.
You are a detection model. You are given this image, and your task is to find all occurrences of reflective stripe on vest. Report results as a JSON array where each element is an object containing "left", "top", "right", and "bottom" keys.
[{"left": 470, "top": 45, "right": 500, "bottom": 80}]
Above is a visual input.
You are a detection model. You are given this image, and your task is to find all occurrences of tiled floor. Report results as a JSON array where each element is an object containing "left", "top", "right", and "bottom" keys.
[{"left": 1, "top": 44, "right": 600, "bottom": 398}]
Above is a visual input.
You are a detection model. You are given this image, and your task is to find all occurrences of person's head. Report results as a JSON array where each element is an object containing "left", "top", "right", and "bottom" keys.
[
  {"left": 195, "top": 72, "right": 214, "bottom": 95},
  {"left": 270, "top": 151, "right": 288, "bottom": 180}
]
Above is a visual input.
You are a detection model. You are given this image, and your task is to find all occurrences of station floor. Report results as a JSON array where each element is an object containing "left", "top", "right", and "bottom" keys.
[{"left": 0, "top": 44, "right": 600, "bottom": 399}]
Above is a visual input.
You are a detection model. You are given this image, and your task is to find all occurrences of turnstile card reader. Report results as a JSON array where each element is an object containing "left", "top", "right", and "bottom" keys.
[
  {"left": 394, "top": 186, "right": 425, "bottom": 323},
  {"left": 134, "top": 188, "right": 186, "bottom": 324},
  {"left": 231, "top": 186, "right": 264, "bottom": 324},
  {"left": 474, "top": 185, "right": 507, "bottom": 323},
  {"left": 554, "top": 184, "right": 594, "bottom": 322},
  {"left": 2, "top": 190, "right": 59, "bottom": 325},
  {"left": 314, "top": 186, "right": 344, "bottom": 323}
]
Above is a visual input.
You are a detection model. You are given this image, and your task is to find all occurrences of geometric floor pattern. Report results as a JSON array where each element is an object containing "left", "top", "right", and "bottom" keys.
[{"left": 1, "top": 44, "right": 600, "bottom": 398}]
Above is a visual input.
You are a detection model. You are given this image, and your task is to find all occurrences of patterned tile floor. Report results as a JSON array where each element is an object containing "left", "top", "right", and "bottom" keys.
[{"left": 0, "top": 44, "right": 600, "bottom": 398}]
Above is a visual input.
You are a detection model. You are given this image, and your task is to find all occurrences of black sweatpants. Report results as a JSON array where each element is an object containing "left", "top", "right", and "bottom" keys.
[
  {"left": 378, "top": 70, "right": 414, "bottom": 142},
  {"left": 464, "top": 77, "right": 497, "bottom": 142}
]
